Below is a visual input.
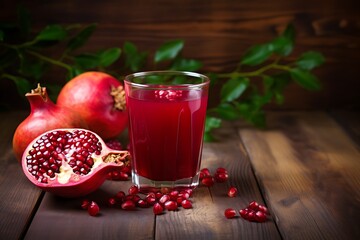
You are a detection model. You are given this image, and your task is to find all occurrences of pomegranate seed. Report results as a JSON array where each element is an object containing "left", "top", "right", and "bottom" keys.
[
  {"left": 169, "top": 190, "right": 179, "bottom": 200},
  {"left": 121, "top": 200, "right": 136, "bottom": 210},
  {"left": 160, "top": 187, "right": 171, "bottom": 194},
  {"left": 26, "top": 130, "right": 103, "bottom": 182},
  {"left": 214, "top": 172, "right": 229, "bottom": 183},
  {"left": 255, "top": 211, "right": 267, "bottom": 222},
  {"left": 87, "top": 201, "right": 100, "bottom": 216},
  {"left": 153, "top": 203, "right": 164, "bottom": 215},
  {"left": 137, "top": 199, "right": 148, "bottom": 208},
  {"left": 246, "top": 210, "right": 256, "bottom": 221},
  {"left": 159, "top": 194, "right": 170, "bottom": 205},
  {"left": 105, "top": 139, "right": 123, "bottom": 150},
  {"left": 215, "top": 167, "right": 228, "bottom": 174},
  {"left": 155, "top": 192, "right": 163, "bottom": 199},
  {"left": 164, "top": 201, "right": 178, "bottom": 211},
  {"left": 248, "top": 201, "right": 259, "bottom": 211},
  {"left": 239, "top": 209, "right": 248, "bottom": 218},
  {"left": 107, "top": 197, "right": 117, "bottom": 207},
  {"left": 178, "top": 191, "right": 190, "bottom": 200},
  {"left": 128, "top": 185, "right": 139, "bottom": 195},
  {"left": 81, "top": 199, "right": 90, "bottom": 210},
  {"left": 115, "top": 191, "right": 126, "bottom": 202},
  {"left": 145, "top": 195, "right": 156, "bottom": 206},
  {"left": 227, "top": 186, "right": 238, "bottom": 198},
  {"left": 200, "top": 168, "right": 211, "bottom": 177},
  {"left": 176, "top": 197, "right": 185, "bottom": 206},
  {"left": 181, "top": 199, "right": 193, "bottom": 209},
  {"left": 258, "top": 205, "right": 269, "bottom": 215},
  {"left": 224, "top": 208, "right": 237, "bottom": 219},
  {"left": 184, "top": 188, "right": 193, "bottom": 197},
  {"left": 201, "top": 176, "right": 215, "bottom": 187}
]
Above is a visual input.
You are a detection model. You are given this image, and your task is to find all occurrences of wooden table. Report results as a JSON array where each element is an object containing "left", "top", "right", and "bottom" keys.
[{"left": 1, "top": 111, "right": 359, "bottom": 240}]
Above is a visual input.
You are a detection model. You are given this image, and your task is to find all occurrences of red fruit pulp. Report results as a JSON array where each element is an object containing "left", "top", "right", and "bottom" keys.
[
  {"left": 22, "top": 128, "right": 129, "bottom": 197},
  {"left": 127, "top": 88, "right": 208, "bottom": 181}
]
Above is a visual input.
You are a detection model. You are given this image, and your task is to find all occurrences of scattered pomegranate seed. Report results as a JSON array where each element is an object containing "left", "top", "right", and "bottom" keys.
[
  {"left": 169, "top": 190, "right": 179, "bottom": 200},
  {"left": 137, "top": 199, "right": 149, "bottom": 208},
  {"left": 224, "top": 208, "right": 237, "bottom": 219},
  {"left": 121, "top": 200, "right": 136, "bottom": 210},
  {"left": 87, "top": 201, "right": 100, "bottom": 216},
  {"left": 115, "top": 191, "right": 126, "bottom": 202},
  {"left": 159, "top": 194, "right": 170, "bottom": 205},
  {"left": 81, "top": 199, "right": 90, "bottom": 210},
  {"left": 237, "top": 201, "right": 269, "bottom": 223},
  {"left": 258, "top": 205, "right": 269, "bottom": 215},
  {"left": 164, "top": 201, "right": 178, "bottom": 211},
  {"left": 239, "top": 209, "right": 248, "bottom": 218},
  {"left": 128, "top": 185, "right": 139, "bottom": 195},
  {"left": 215, "top": 167, "right": 228, "bottom": 174},
  {"left": 181, "top": 199, "right": 193, "bottom": 209},
  {"left": 227, "top": 186, "right": 238, "bottom": 198},
  {"left": 214, "top": 172, "right": 229, "bottom": 182},
  {"left": 200, "top": 168, "right": 211, "bottom": 177},
  {"left": 107, "top": 197, "right": 117, "bottom": 207},
  {"left": 255, "top": 211, "right": 267, "bottom": 222},
  {"left": 201, "top": 176, "right": 215, "bottom": 187},
  {"left": 153, "top": 203, "right": 164, "bottom": 215},
  {"left": 248, "top": 201, "right": 259, "bottom": 211}
]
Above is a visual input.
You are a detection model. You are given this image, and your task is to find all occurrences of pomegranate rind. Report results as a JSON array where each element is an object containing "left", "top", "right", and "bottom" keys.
[
  {"left": 57, "top": 72, "right": 128, "bottom": 140},
  {"left": 21, "top": 128, "right": 129, "bottom": 198}
]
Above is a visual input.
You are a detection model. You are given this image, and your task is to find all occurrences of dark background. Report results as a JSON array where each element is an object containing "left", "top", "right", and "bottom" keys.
[{"left": 1, "top": 0, "right": 359, "bottom": 110}]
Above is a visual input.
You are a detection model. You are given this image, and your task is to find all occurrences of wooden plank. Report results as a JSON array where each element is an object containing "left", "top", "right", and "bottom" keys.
[
  {"left": 238, "top": 111, "right": 360, "bottom": 239},
  {"left": 0, "top": 111, "right": 43, "bottom": 240},
  {"left": 155, "top": 123, "right": 281, "bottom": 240},
  {"left": 24, "top": 180, "right": 154, "bottom": 240},
  {"left": 330, "top": 111, "right": 360, "bottom": 147}
]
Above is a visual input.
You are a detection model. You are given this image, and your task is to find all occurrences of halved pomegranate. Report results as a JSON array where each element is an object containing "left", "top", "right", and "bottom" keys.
[{"left": 22, "top": 128, "right": 130, "bottom": 198}]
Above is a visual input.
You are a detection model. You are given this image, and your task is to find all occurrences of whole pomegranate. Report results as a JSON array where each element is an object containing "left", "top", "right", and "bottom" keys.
[
  {"left": 12, "top": 84, "right": 84, "bottom": 162},
  {"left": 57, "top": 72, "right": 128, "bottom": 140},
  {"left": 22, "top": 128, "right": 130, "bottom": 197}
]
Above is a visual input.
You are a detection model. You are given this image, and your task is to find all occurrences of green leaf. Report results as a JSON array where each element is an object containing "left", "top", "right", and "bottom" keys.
[
  {"left": 248, "top": 110, "right": 266, "bottom": 128},
  {"left": 67, "top": 24, "right": 97, "bottom": 51},
  {"left": 67, "top": 67, "right": 83, "bottom": 80},
  {"left": 270, "top": 35, "right": 293, "bottom": 56},
  {"left": 216, "top": 103, "right": 242, "bottom": 120},
  {"left": 154, "top": 39, "right": 184, "bottom": 63},
  {"left": 282, "top": 24, "right": 296, "bottom": 43},
  {"left": 123, "top": 41, "right": 148, "bottom": 71},
  {"left": 98, "top": 47, "right": 121, "bottom": 67},
  {"left": 290, "top": 68, "right": 321, "bottom": 90},
  {"left": 74, "top": 53, "right": 99, "bottom": 69},
  {"left": 35, "top": 25, "right": 67, "bottom": 41},
  {"left": 220, "top": 77, "right": 249, "bottom": 102},
  {"left": 204, "top": 115, "right": 222, "bottom": 142},
  {"left": 296, "top": 51, "right": 325, "bottom": 70},
  {"left": 170, "top": 58, "right": 202, "bottom": 71},
  {"left": 11, "top": 76, "right": 32, "bottom": 97},
  {"left": 241, "top": 44, "right": 273, "bottom": 66},
  {"left": 44, "top": 83, "right": 63, "bottom": 102}
]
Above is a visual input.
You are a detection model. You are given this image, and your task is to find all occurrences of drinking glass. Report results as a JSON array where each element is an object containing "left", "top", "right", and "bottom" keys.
[{"left": 124, "top": 71, "right": 210, "bottom": 191}]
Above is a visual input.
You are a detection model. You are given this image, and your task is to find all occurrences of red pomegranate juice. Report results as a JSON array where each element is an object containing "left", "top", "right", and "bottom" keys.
[{"left": 127, "top": 88, "right": 208, "bottom": 185}]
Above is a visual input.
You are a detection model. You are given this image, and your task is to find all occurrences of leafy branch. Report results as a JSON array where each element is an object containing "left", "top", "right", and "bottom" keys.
[{"left": 0, "top": 7, "right": 325, "bottom": 140}]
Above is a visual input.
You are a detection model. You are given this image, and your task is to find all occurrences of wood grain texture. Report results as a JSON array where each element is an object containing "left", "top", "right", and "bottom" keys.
[
  {"left": 0, "top": 112, "right": 43, "bottom": 240},
  {"left": 238, "top": 111, "right": 360, "bottom": 240},
  {"left": 155, "top": 123, "right": 281, "bottom": 240},
  {"left": 1, "top": 0, "right": 359, "bottom": 110},
  {"left": 24, "top": 180, "right": 155, "bottom": 240}
]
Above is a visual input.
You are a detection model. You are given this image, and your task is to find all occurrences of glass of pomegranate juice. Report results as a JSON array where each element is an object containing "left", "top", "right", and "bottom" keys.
[{"left": 124, "top": 71, "right": 210, "bottom": 191}]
